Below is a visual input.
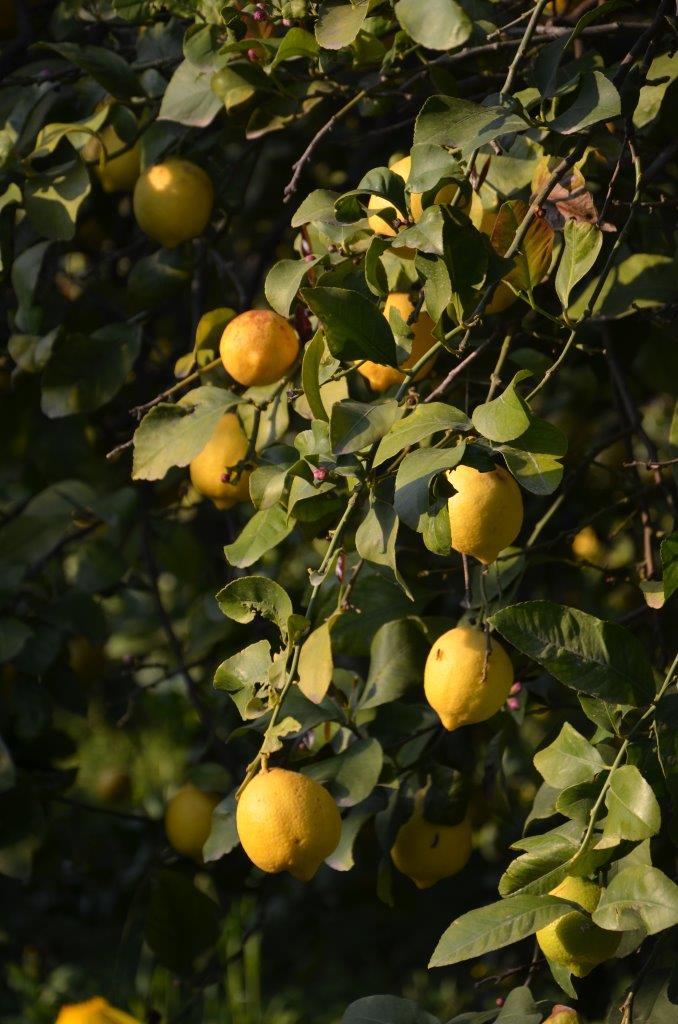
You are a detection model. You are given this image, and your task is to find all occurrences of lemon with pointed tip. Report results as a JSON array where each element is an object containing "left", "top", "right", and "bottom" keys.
[
  {"left": 84, "top": 123, "right": 141, "bottom": 194},
  {"left": 546, "top": 1007, "right": 583, "bottom": 1024},
  {"left": 236, "top": 766, "right": 341, "bottom": 881},
  {"left": 165, "top": 783, "right": 219, "bottom": 862},
  {"left": 447, "top": 463, "right": 523, "bottom": 564},
  {"left": 357, "top": 291, "right": 438, "bottom": 392},
  {"left": 133, "top": 157, "right": 213, "bottom": 248},
  {"left": 219, "top": 309, "right": 299, "bottom": 387},
  {"left": 391, "top": 812, "right": 472, "bottom": 888},
  {"left": 189, "top": 412, "right": 251, "bottom": 510},
  {"left": 536, "top": 876, "right": 621, "bottom": 977},
  {"left": 56, "top": 996, "right": 140, "bottom": 1024},
  {"left": 424, "top": 625, "right": 513, "bottom": 731}
]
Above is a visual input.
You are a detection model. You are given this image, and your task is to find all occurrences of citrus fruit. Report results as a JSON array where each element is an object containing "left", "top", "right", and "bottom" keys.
[
  {"left": 547, "top": 1007, "right": 583, "bottom": 1024},
  {"left": 447, "top": 463, "right": 523, "bottom": 564},
  {"left": 367, "top": 155, "right": 464, "bottom": 237},
  {"left": 236, "top": 766, "right": 341, "bottom": 881},
  {"left": 84, "top": 123, "right": 141, "bottom": 194},
  {"left": 219, "top": 309, "right": 299, "bottom": 387},
  {"left": 356, "top": 292, "right": 438, "bottom": 392},
  {"left": 56, "top": 997, "right": 140, "bottom": 1024},
  {"left": 164, "top": 783, "right": 219, "bottom": 862},
  {"left": 133, "top": 158, "right": 213, "bottom": 248},
  {"left": 189, "top": 412, "right": 251, "bottom": 510},
  {"left": 536, "top": 875, "right": 621, "bottom": 977},
  {"left": 391, "top": 811, "right": 472, "bottom": 888},
  {"left": 424, "top": 625, "right": 513, "bottom": 730}
]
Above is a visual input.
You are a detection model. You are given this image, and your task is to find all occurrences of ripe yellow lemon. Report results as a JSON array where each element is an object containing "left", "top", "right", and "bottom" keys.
[
  {"left": 367, "top": 155, "right": 463, "bottom": 237},
  {"left": 391, "top": 812, "right": 472, "bottom": 888},
  {"left": 357, "top": 292, "right": 438, "bottom": 392},
  {"left": 236, "top": 766, "right": 341, "bottom": 881},
  {"left": 468, "top": 193, "right": 518, "bottom": 314},
  {"left": 84, "top": 123, "right": 141, "bottom": 194},
  {"left": 447, "top": 464, "right": 523, "bottom": 564},
  {"left": 165, "top": 783, "right": 219, "bottom": 862},
  {"left": 133, "top": 158, "right": 213, "bottom": 248},
  {"left": 571, "top": 525, "right": 605, "bottom": 565},
  {"left": 189, "top": 412, "right": 251, "bottom": 510},
  {"left": 219, "top": 309, "right": 299, "bottom": 387},
  {"left": 536, "top": 876, "right": 621, "bottom": 977},
  {"left": 56, "top": 997, "right": 140, "bottom": 1024},
  {"left": 546, "top": 1007, "right": 583, "bottom": 1024},
  {"left": 424, "top": 625, "right": 513, "bottom": 731}
]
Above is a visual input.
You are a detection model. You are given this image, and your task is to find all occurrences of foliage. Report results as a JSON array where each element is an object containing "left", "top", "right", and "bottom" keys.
[{"left": 1, "top": 0, "right": 677, "bottom": 1022}]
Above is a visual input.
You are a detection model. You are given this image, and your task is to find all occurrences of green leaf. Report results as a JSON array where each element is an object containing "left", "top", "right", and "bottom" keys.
[
  {"left": 326, "top": 800, "right": 378, "bottom": 872},
  {"left": 271, "top": 27, "right": 318, "bottom": 66},
  {"left": 330, "top": 399, "right": 398, "bottom": 455},
  {"left": 360, "top": 618, "right": 429, "bottom": 710},
  {"left": 599, "top": 765, "right": 661, "bottom": 844},
  {"left": 42, "top": 324, "right": 141, "bottom": 419},
  {"left": 472, "top": 370, "right": 532, "bottom": 443},
  {"left": 494, "top": 987, "right": 541, "bottom": 1024},
  {"left": 394, "top": 444, "right": 466, "bottom": 531},
  {"left": 223, "top": 505, "right": 294, "bottom": 569},
  {"left": 534, "top": 722, "right": 605, "bottom": 789},
  {"left": 24, "top": 161, "right": 91, "bottom": 242},
  {"left": 302, "top": 287, "right": 397, "bottom": 365},
  {"left": 414, "top": 95, "right": 528, "bottom": 159},
  {"left": 633, "top": 50, "right": 678, "bottom": 130},
  {"left": 373, "top": 403, "right": 470, "bottom": 468},
  {"left": 128, "top": 247, "right": 194, "bottom": 307},
  {"left": 500, "top": 417, "right": 567, "bottom": 495},
  {"left": 44, "top": 42, "right": 143, "bottom": 100},
  {"left": 132, "top": 386, "right": 239, "bottom": 481},
  {"left": 146, "top": 870, "right": 219, "bottom": 975},
  {"left": 291, "top": 189, "right": 340, "bottom": 227},
  {"left": 159, "top": 59, "right": 223, "bottom": 127},
  {"left": 297, "top": 621, "right": 333, "bottom": 704},
  {"left": 660, "top": 534, "right": 678, "bottom": 601},
  {"left": 343, "top": 995, "right": 438, "bottom": 1024},
  {"left": 214, "top": 640, "right": 273, "bottom": 719},
  {"left": 265, "top": 258, "right": 319, "bottom": 317},
  {"left": 556, "top": 220, "right": 603, "bottom": 309},
  {"left": 216, "top": 576, "right": 293, "bottom": 638},
  {"left": 355, "top": 499, "right": 411, "bottom": 597},
  {"left": 0, "top": 618, "right": 33, "bottom": 663},
  {"left": 489, "top": 601, "right": 655, "bottom": 706},
  {"left": 549, "top": 71, "right": 621, "bottom": 135},
  {"left": 203, "top": 793, "right": 239, "bottom": 863},
  {"left": 592, "top": 866, "right": 678, "bottom": 935},
  {"left": 315, "top": 1, "right": 369, "bottom": 51},
  {"left": 500, "top": 823, "right": 586, "bottom": 898},
  {"left": 429, "top": 895, "right": 577, "bottom": 967},
  {"left": 305, "top": 738, "right": 383, "bottom": 808},
  {"left": 395, "top": 0, "right": 472, "bottom": 52},
  {"left": 568, "top": 253, "right": 676, "bottom": 320}
]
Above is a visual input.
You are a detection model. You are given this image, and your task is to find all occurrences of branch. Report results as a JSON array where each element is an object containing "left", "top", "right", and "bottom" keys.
[{"left": 425, "top": 338, "right": 492, "bottom": 403}]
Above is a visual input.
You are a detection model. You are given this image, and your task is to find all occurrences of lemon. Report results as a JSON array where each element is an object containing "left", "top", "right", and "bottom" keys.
[
  {"left": 536, "top": 876, "right": 621, "bottom": 977},
  {"left": 571, "top": 526, "right": 605, "bottom": 565},
  {"left": 236, "top": 766, "right": 341, "bottom": 881},
  {"left": 424, "top": 625, "right": 513, "bottom": 731},
  {"left": 84, "top": 123, "right": 141, "bottom": 194},
  {"left": 133, "top": 158, "right": 213, "bottom": 248},
  {"left": 447, "top": 464, "right": 523, "bottom": 564},
  {"left": 219, "top": 309, "right": 299, "bottom": 387},
  {"left": 165, "top": 783, "right": 219, "bottom": 862},
  {"left": 189, "top": 412, "right": 251, "bottom": 510},
  {"left": 56, "top": 997, "right": 140, "bottom": 1024},
  {"left": 367, "top": 155, "right": 464, "bottom": 238},
  {"left": 356, "top": 292, "right": 438, "bottom": 392},
  {"left": 391, "top": 811, "right": 472, "bottom": 888},
  {"left": 547, "top": 1007, "right": 583, "bottom": 1024},
  {"left": 468, "top": 193, "right": 518, "bottom": 315}
]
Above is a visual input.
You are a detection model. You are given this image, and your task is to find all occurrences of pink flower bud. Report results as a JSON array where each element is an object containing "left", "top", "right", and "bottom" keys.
[
  {"left": 312, "top": 467, "right": 328, "bottom": 482},
  {"left": 496, "top": 999, "right": 505, "bottom": 1008},
  {"left": 246, "top": 48, "right": 259, "bottom": 62},
  {"left": 252, "top": 9, "right": 266, "bottom": 20},
  {"left": 507, "top": 697, "right": 520, "bottom": 712},
  {"left": 282, "top": 17, "right": 292, "bottom": 26},
  {"left": 221, "top": 472, "right": 231, "bottom": 484},
  {"left": 510, "top": 681, "right": 522, "bottom": 695}
]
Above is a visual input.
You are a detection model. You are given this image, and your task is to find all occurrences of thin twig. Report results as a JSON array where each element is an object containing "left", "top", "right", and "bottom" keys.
[
  {"left": 425, "top": 339, "right": 492, "bottom": 403},
  {"left": 283, "top": 89, "right": 367, "bottom": 203}
]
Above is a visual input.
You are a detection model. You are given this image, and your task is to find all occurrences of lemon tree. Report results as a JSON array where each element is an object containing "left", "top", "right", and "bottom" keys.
[{"left": 1, "top": 1, "right": 678, "bottom": 1023}]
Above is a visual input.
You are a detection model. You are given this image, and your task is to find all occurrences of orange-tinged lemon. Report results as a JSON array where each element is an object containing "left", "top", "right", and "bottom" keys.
[
  {"left": 236, "top": 767, "right": 341, "bottom": 881},
  {"left": 357, "top": 291, "right": 438, "bottom": 392},
  {"left": 391, "top": 812, "right": 472, "bottom": 888},
  {"left": 56, "top": 997, "right": 140, "bottom": 1024},
  {"left": 424, "top": 625, "right": 513, "bottom": 731},
  {"left": 219, "top": 309, "right": 299, "bottom": 387},
  {"left": 165, "top": 783, "right": 219, "bottom": 862},
  {"left": 447, "top": 464, "right": 523, "bottom": 564},
  {"left": 133, "top": 158, "right": 213, "bottom": 248},
  {"left": 189, "top": 412, "right": 251, "bottom": 510}
]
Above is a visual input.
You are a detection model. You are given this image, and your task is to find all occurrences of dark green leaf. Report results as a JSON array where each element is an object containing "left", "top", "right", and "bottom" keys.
[
  {"left": 146, "top": 870, "right": 219, "bottom": 975},
  {"left": 303, "top": 287, "right": 397, "bottom": 365}
]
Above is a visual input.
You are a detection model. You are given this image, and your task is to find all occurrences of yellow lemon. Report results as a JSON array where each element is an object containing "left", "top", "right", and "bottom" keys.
[
  {"left": 536, "top": 876, "right": 621, "bottom": 978},
  {"left": 56, "top": 997, "right": 140, "bottom": 1024},
  {"left": 367, "top": 155, "right": 464, "bottom": 237},
  {"left": 424, "top": 625, "right": 513, "bottom": 731},
  {"left": 189, "top": 412, "right": 251, "bottom": 510},
  {"left": 571, "top": 526, "right": 605, "bottom": 565},
  {"left": 391, "top": 812, "right": 472, "bottom": 888},
  {"left": 219, "top": 309, "right": 299, "bottom": 387},
  {"left": 546, "top": 1007, "right": 583, "bottom": 1024},
  {"left": 236, "top": 766, "right": 341, "bottom": 881},
  {"left": 468, "top": 194, "right": 518, "bottom": 315},
  {"left": 447, "top": 464, "right": 523, "bottom": 564},
  {"left": 165, "top": 783, "right": 219, "bottom": 862},
  {"left": 85, "top": 123, "right": 141, "bottom": 193},
  {"left": 133, "top": 158, "right": 213, "bottom": 248},
  {"left": 69, "top": 635, "right": 105, "bottom": 684},
  {"left": 357, "top": 292, "right": 438, "bottom": 392}
]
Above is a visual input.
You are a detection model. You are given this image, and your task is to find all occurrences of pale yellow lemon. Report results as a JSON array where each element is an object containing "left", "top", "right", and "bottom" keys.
[
  {"left": 391, "top": 812, "right": 472, "bottom": 888},
  {"left": 424, "top": 625, "right": 513, "bottom": 731},
  {"left": 133, "top": 158, "right": 213, "bottom": 247},
  {"left": 219, "top": 309, "right": 299, "bottom": 387},
  {"left": 367, "top": 154, "right": 463, "bottom": 236},
  {"left": 236, "top": 766, "right": 341, "bottom": 881},
  {"left": 357, "top": 291, "right": 438, "bottom": 392},
  {"left": 85, "top": 123, "right": 141, "bottom": 193},
  {"left": 536, "top": 876, "right": 621, "bottom": 978},
  {"left": 165, "top": 783, "right": 219, "bottom": 862},
  {"left": 447, "top": 464, "right": 523, "bottom": 564},
  {"left": 189, "top": 412, "right": 251, "bottom": 509}
]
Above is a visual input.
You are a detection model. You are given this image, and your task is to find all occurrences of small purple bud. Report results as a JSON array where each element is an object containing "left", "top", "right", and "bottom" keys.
[
  {"left": 252, "top": 9, "right": 266, "bottom": 20},
  {"left": 312, "top": 467, "right": 328, "bottom": 482},
  {"left": 507, "top": 697, "right": 520, "bottom": 712},
  {"left": 246, "top": 48, "right": 259, "bottom": 62}
]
